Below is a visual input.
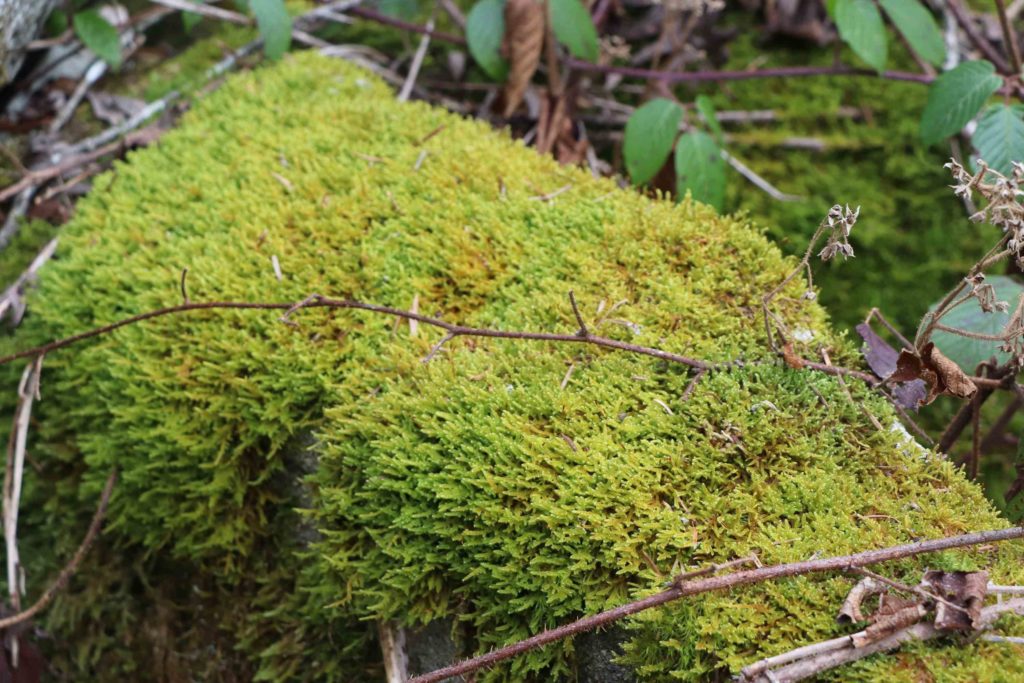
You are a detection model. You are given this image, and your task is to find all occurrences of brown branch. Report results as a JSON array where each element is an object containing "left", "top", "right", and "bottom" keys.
[
  {"left": 742, "top": 597, "right": 1024, "bottom": 682},
  {"left": 995, "top": 0, "right": 1023, "bottom": 75},
  {"left": 347, "top": 6, "right": 467, "bottom": 45},
  {"left": 0, "top": 469, "right": 116, "bottom": 631},
  {"left": 565, "top": 60, "right": 935, "bottom": 85},
  {"left": 0, "top": 296, "right": 711, "bottom": 370},
  {"left": 0, "top": 126, "right": 162, "bottom": 204},
  {"left": 946, "top": 0, "right": 1013, "bottom": 74},
  {"left": 409, "top": 527, "right": 1024, "bottom": 683}
]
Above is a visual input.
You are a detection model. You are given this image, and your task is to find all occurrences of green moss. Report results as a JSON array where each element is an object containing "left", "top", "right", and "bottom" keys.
[
  {"left": 3, "top": 51, "right": 1023, "bottom": 680},
  {"left": 0, "top": 219, "right": 57, "bottom": 288}
]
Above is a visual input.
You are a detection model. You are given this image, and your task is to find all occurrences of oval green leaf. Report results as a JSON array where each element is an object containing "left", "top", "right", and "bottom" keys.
[
  {"left": 675, "top": 131, "right": 726, "bottom": 211},
  {"left": 251, "top": 0, "right": 292, "bottom": 61},
  {"left": 834, "top": 0, "right": 887, "bottom": 73},
  {"left": 550, "top": 0, "right": 599, "bottom": 62},
  {"left": 695, "top": 94, "right": 723, "bottom": 146},
  {"left": 930, "top": 275, "right": 1024, "bottom": 371},
  {"left": 624, "top": 99, "right": 684, "bottom": 185},
  {"left": 920, "top": 60, "right": 1002, "bottom": 144},
  {"left": 72, "top": 10, "right": 122, "bottom": 69},
  {"left": 878, "top": 0, "right": 945, "bottom": 67},
  {"left": 467, "top": 0, "right": 508, "bottom": 81},
  {"left": 973, "top": 104, "right": 1024, "bottom": 175}
]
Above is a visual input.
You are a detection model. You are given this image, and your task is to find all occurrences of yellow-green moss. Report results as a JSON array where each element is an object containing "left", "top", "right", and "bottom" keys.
[{"left": 2, "top": 51, "right": 1022, "bottom": 681}]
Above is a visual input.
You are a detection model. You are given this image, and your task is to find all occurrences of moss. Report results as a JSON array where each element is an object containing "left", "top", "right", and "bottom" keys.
[
  {"left": 0, "top": 219, "right": 57, "bottom": 288},
  {"left": 2, "top": 51, "right": 1023, "bottom": 681}
]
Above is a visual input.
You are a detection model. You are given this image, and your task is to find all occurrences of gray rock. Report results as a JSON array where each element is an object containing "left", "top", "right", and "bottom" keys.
[{"left": 576, "top": 627, "right": 635, "bottom": 683}]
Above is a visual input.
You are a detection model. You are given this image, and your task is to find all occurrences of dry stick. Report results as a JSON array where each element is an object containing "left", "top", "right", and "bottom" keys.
[
  {"left": 0, "top": 126, "right": 162, "bottom": 204},
  {"left": 979, "top": 393, "right": 1023, "bottom": 453},
  {"left": 0, "top": 469, "right": 116, "bottom": 632},
  {"left": 347, "top": 6, "right": 466, "bottom": 45},
  {"left": 995, "top": 0, "right": 1023, "bottom": 75},
  {"left": 742, "top": 598, "right": 1024, "bottom": 683},
  {"left": 0, "top": 297, "right": 712, "bottom": 370},
  {"left": 568, "top": 290, "right": 587, "bottom": 336},
  {"left": 409, "top": 527, "right": 1024, "bottom": 683},
  {"left": 2, "top": 357, "right": 42, "bottom": 616},
  {"left": 398, "top": 8, "right": 435, "bottom": 102},
  {"left": 339, "top": 7, "right": 933, "bottom": 87},
  {"left": 149, "top": 0, "right": 251, "bottom": 25},
  {"left": 946, "top": 0, "right": 1013, "bottom": 73},
  {"left": 852, "top": 567, "right": 969, "bottom": 616},
  {"left": 970, "top": 378, "right": 983, "bottom": 479}
]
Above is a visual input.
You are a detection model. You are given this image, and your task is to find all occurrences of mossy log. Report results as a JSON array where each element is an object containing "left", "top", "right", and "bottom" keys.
[{"left": 2, "top": 52, "right": 1024, "bottom": 681}]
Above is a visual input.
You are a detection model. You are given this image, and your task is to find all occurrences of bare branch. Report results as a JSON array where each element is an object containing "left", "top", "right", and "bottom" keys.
[
  {"left": 409, "top": 527, "right": 1024, "bottom": 683},
  {"left": 0, "top": 470, "right": 116, "bottom": 631}
]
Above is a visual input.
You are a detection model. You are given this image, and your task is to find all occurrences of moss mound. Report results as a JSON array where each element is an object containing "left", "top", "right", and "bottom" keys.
[{"left": 3, "top": 51, "right": 1023, "bottom": 680}]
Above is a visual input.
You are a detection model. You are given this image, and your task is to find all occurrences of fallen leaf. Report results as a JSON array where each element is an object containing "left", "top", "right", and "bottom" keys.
[
  {"left": 852, "top": 596, "right": 927, "bottom": 648},
  {"left": 838, "top": 576, "right": 887, "bottom": 624},
  {"left": 500, "top": 0, "right": 546, "bottom": 117},
  {"left": 891, "top": 342, "right": 977, "bottom": 407},
  {"left": 856, "top": 323, "right": 928, "bottom": 410},
  {"left": 920, "top": 570, "right": 988, "bottom": 631},
  {"left": 781, "top": 343, "right": 806, "bottom": 369},
  {"left": 855, "top": 322, "right": 899, "bottom": 377}
]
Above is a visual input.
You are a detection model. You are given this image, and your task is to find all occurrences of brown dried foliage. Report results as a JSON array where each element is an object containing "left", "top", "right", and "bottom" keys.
[
  {"left": 500, "top": 0, "right": 546, "bottom": 117},
  {"left": 891, "top": 342, "right": 978, "bottom": 406}
]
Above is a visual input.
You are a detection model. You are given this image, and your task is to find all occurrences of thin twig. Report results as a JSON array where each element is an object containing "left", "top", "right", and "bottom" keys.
[
  {"left": 995, "top": 0, "right": 1023, "bottom": 74},
  {"left": 410, "top": 527, "right": 1024, "bottom": 683},
  {"left": 150, "top": 0, "right": 251, "bottom": 25},
  {"left": 852, "top": 567, "right": 969, "bottom": 616},
  {"left": 743, "top": 598, "right": 1024, "bottom": 682},
  {"left": 0, "top": 469, "right": 116, "bottom": 631},
  {"left": 933, "top": 0, "right": 1010, "bottom": 74},
  {"left": 568, "top": 291, "right": 588, "bottom": 337},
  {"left": 398, "top": 8, "right": 435, "bottom": 102}
]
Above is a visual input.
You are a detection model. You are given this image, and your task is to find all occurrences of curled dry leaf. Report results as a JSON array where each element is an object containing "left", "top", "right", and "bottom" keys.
[
  {"left": 921, "top": 570, "right": 988, "bottom": 631},
  {"left": 837, "top": 576, "right": 887, "bottom": 624},
  {"left": 501, "top": 0, "right": 546, "bottom": 117},
  {"left": 781, "top": 342, "right": 805, "bottom": 369},
  {"left": 852, "top": 596, "right": 928, "bottom": 648},
  {"left": 855, "top": 323, "right": 927, "bottom": 410},
  {"left": 890, "top": 342, "right": 977, "bottom": 407}
]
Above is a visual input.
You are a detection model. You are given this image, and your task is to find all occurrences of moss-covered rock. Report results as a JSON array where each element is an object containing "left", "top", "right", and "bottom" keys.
[{"left": 3, "top": 51, "right": 1023, "bottom": 681}]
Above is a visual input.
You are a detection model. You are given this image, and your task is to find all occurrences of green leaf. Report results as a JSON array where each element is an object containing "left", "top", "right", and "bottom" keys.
[
  {"left": 973, "top": 104, "right": 1024, "bottom": 175},
  {"left": 920, "top": 60, "right": 1002, "bottom": 144},
  {"left": 929, "top": 275, "right": 1024, "bottom": 371},
  {"left": 251, "top": 0, "right": 292, "bottom": 61},
  {"left": 45, "top": 10, "right": 69, "bottom": 36},
  {"left": 834, "top": 0, "right": 887, "bottom": 73},
  {"left": 623, "top": 99, "right": 684, "bottom": 185},
  {"left": 374, "top": 0, "right": 420, "bottom": 21},
  {"left": 467, "top": 0, "right": 508, "bottom": 81},
  {"left": 182, "top": 11, "right": 203, "bottom": 33},
  {"left": 550, "top": 0, "right": 599, "bottom": 62},
  {"left": 878, "top": 0, "right": 945, "bottom": 67},
  {"left": 695, "top": 95, "right": 723, "bottom": 146},
  {"left": 674, "top": 131, "right": 726, "bottom": 211},
  {"left": 72, "top": 10, "right": 122, "bottom": 69}
]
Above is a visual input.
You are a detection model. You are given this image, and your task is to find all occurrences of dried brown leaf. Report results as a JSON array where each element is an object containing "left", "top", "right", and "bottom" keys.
[
  {"left": 921, "top": 570, "right": 989, "bottom": 631},
  {"left": 838, "top": 576, "right": 887, "bottom": 624},
  {"left": 780, "top": 343, "right": 805, "bottom": 369},
  {"left": 852, "top": 597, "right": 927, "bottom": 648},
  {"left": 890, "top": 342, "right": 978, "bottom": 407},
  {"left": 500, "top": 0, "right": 546, "bottom": 117}
]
